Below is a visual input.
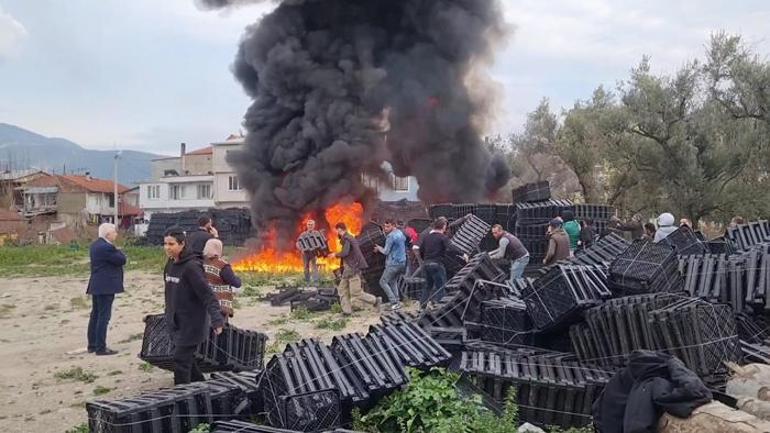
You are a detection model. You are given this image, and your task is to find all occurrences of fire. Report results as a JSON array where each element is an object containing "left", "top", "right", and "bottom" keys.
[{"left": 233, "top": 202, "right": 364, "bottom": 273}]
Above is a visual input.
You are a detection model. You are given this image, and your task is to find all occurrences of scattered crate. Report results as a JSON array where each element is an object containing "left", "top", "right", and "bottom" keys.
[
  {"left": 608, "top": 240, "right": 683, "bottom": 295},
  {"left": 139, "top": 314, "right": 267, "bottom": 372},
  {"left": 511, "top": 181, "right": 551, "bottom": 204}
]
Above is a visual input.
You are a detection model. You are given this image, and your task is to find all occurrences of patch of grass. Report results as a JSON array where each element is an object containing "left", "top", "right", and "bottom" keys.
[
  {"left": 267, "top": 328, "right": 301, "bottom": 354},
  {"left": 138, "top": 362, "right": 154, "bottom": 372},
  {"left": 266, "top": 316, "right": 289, "bottom": 326},
  {"left": 93, "top": 385, "right": 113, "bottom": 396},
  {"left": 69, "top": 296, "right": 90, "bottom": 310},
  {"left": 290, "top": 307, "right": 312, "bottom": 321},
  {"left": 189, "top": 423, "right": 211, "bottom": 433},
  {"left": 54, "top": 367, "right": 97, "bottom": 384},
  {"left": 118, "top": 333, "right": 143, "bottom": 344},
  {"left": 65, "top": 422, "right": 89, "bottom": 432},
  {"left": 314, "top": 317, "right": 349, "bottom": 331},
  {"left": 106, "top": 370, "right": 123, "bottom": 376},
  {"left": 330, "top": 303, "right": 342, "bottom": 314},
  {"left": 0, "top": 304, "right": 16, "bottom": 318}
]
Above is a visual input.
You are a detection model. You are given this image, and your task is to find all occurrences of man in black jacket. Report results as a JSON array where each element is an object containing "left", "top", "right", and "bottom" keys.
[
  {"left": 163, "top": 227, "right": 224, "bottom": 385},
  {"left": 186, "top": 215, "right": 219, "bottom": 258},
  {"left": 419, "top": 217, "right": 452, "bottom": 309},
  {"left": 328, "top": 222, "right": 378, "bottom": 315},
  {"left": 86, "top": 223, "right": 126, "bottom": 356}
]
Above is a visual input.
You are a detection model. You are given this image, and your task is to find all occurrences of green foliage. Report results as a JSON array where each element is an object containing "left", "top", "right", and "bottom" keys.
[
  {"left": 547, "top": 426, "right": 594, "bottom": 433},
  {"left": 138, "top": 362, "right": 154, "bottom": 372},
  {"left": 54, "top": 367, "right": 97, "bottom": 384},
  {"left": 65, "top": 423, "right": 89, "bottom": 433},
  {"left": 267, "top": 328, "right": 301, "bottom": 354},
  {"left": 189, "top": 423, "right": 211, "bottom": 433},
  {"left": 290, "top": 307, "right": 312, "bottom": 321},
  {"left": 354, "top": 368, "right": 519, "bottom": 433},
  {"left": 330, "top": 302, "right": 343, "bottom": 314}
]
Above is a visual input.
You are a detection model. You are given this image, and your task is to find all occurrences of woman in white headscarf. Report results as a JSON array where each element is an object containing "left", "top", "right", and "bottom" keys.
[
  {"left": 202, "top": 238, "right": 242, "bottom": 319},
  {"left": 654, "top": 213, "right": 678, "bottom": 243}
]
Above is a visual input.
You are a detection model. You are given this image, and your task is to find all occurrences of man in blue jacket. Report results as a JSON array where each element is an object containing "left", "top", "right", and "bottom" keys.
[
  {"left": 86, "top": 223, "right": 126, "bottom": 356},
  {"left": 375, "top": 219, "right": 407, "bottom": 310}
]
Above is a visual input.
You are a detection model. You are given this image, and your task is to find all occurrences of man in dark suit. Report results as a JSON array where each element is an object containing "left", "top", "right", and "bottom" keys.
[{"left": 86, "top": 223, "right": 126, "bottom": 356}]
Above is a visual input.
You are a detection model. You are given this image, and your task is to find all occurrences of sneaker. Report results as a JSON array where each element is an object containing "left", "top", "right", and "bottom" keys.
[
  {"left": 390, "top": 302, "right": 402, "bottom": 311},
  {"left": 95, "top": 348, "right": 118, "bottom": 356}
]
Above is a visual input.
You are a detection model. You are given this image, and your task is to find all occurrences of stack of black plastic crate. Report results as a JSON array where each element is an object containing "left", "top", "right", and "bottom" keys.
[
  {"left": 569, "top": 292, "right": 684, "bottom": 368},
  {"left": 139, "top": 314, "right": 268, "bottom": 373},
  {"left": 468, "top": 296, "right": 533, "bottom": 347},
  {"left": 521, "top": 264, "right": 612, "bottom": 331},
  {"left": 397, "top": 276, "right": 426, "bottom": 302},
  {"left": 459, "top": 349, "right": 612, "bottom": 428},
  {"left": 259, "top": 322, "right": 451, "bottom": 431},
  {"left": 511, "top": 181, "right": 551, "bottom": 204},
  {"left": 574, "top": 203, "right": 615, "bottom": 241},
  {"left": 728, "top": 220, "right": 770, "bottom": 251},
  {"left": 513, "top": 199, "right": 575, "bottom": 264},
  {"left": 145, "top": 209, "right": 251, "bottom": 246},
  {"left": 418, "top": 253, "right": 506, "bottom": 329},
  {"left": 607, "top": 240, "right": 683, "bottom": 296},
  {"left": 649, "top": 298, "right": 743, "bottom": 382},
  {"left": 212, "top": 421, "right": 365, "bottom": 432},
  {"left": 572, "top": 233, "right": 630, "bottom": 267},
  {"left": 87, "top": 381, "right": 253, "bottom": 433}
]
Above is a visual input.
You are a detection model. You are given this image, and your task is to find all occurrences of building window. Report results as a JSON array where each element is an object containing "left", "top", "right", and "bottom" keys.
[
  {"left": 197, "top": 184, "right": 212, "bottom": 199},
  {"left": 228, "top": 176, "right": 242, "bottom": 191},
  {"left": 147, "top": 185, "right": 160, "bottom": 200},
  {"left": 108, "top": 193, "right": 115, "bottom": 207},
  {"left": 393, "top": 175, "right": 409, "bottom": 192},
  {"left": 170, "top": 184, "right": 185, "bottom": 200}
]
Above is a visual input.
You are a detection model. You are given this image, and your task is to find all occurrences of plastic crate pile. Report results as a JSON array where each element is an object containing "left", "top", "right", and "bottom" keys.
[
  {"left": 728, "top": 220, "right": 770, "bottom": 251},
  {"left": 145, "top": 209, "right": 252, "bottom": 246},
  {"left": 459, "top": 350, "right": 612, "bottom": 428},
  {"left": 572, "top": 233, "right": 630, "bottom": 267},
  {"left": 471, "top": 297, "right": 532, "bottom": 347},
  {"left": 513, "top": 200, "right": 575, "bottom": 263},
  {"left": 607, "top": 240, "right": 683, "bottom": 296},
  {"left": 418, "top": 253, "right": 507, "bottom": 328},
  {"left": 511, "top": 181, "right": 551, "bottom": 204},
  {"left": 660, "top": 226, "right": 709, "bottom": 255},
  {"left": 569, "top": 293, "right": 684, "bottom": 368},
  {"left": 574, "top": 204, "right": 615, "bottom": 237},
  {"left": 397, "top": 276, "right": 426, "bottom": 301},
  {"left": 87, "top": 380, "right": 256, "bottom": 433},
  {"left": 267, "top": 286, "right": 340, "bottom": 312},
  {"left": 449, "top": 214, "right": 492, "bottom": 256},
  {"left": 521, "top": 264, "right": 612, "bottom": 331},
  {"left": 139, "top": 314, "right": 267, "bottom": 372},
  {"left": 677, "top": 244, "right": 770, "bottom": 313},
  {"left": 260, "top": 322, "right": 451, "bottom": 431},
  {"left": 649, "top": 298, "right": 743, "bottom": 379}
]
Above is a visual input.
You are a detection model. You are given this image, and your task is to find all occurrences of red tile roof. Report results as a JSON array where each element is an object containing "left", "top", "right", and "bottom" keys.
[
  {"left": 0, "top": 209, "right": 21, "bottom": 221},
  {"left": 118, "top": 202, "right": 143, "bottom": 216},
  {"left": 186, "top": 146, "right": 213, "bottom": 156},
  {"left": 25, "top": 175, "right": 130, "bottom": 194}
]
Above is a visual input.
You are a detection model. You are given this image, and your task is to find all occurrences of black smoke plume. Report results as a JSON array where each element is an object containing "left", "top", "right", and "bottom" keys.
[{"left": 221, "top": 0, "right": 510, "bottom": 245}]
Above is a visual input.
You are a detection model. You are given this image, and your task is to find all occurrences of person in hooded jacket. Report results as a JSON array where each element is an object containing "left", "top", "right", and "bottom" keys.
[
  {"left": 163, "top": 227, "right": 224, "bottom": 385},
  {"left": 654, "top": 212, "right": 678, "bottom": 243},
  {"left": 561, "top": 210, "right": 581, "bottom": 253}
]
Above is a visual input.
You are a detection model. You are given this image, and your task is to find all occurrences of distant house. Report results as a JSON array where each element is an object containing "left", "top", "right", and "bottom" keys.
[
  {"left": 0, "top": 209, "right": 25, "bottom": 245},
  {"left": 362, "top": 162, "right": 420, "bottom": 202},
  {"left": 139, "top": 143, "right": 215, "bottom": 219},
  {"left": 212, "top": 134, "right": 249, "bottom": 209},
  {"left": 0, "top": 168, "right": 50, "bottom": 210},
  {"left": 21, "top": 174, "right": 141, "bottom": 226}
]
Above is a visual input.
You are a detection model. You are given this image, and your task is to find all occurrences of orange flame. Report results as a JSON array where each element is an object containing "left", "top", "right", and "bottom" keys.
[{"left": 233, "top": 202, "right": 364, "bottom": 273}]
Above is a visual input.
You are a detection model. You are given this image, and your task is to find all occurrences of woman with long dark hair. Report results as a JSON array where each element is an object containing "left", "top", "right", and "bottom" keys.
[{"left": 163, "top": 227, "right": 224, "bottom": 385}]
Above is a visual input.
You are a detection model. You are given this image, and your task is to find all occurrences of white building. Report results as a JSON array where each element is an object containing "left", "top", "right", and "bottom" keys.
[
  {"left": 139, "top": 144, "right": 215, "bottom": 219},
  {"left": 212, "top": 135, "right": 250, "bottom": 208}
]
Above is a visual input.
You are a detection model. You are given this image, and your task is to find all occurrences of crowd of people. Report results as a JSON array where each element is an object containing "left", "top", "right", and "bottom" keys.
[{"left": 85, "top": 210, "right": 746, "bottom": 385}]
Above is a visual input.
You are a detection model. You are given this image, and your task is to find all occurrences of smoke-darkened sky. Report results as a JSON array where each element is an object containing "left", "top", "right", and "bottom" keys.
[{"left": 1, "top": 0, "right": 769, "bottom": 154}]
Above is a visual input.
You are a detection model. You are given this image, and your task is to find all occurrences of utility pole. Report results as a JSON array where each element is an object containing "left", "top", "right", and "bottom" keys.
[{"left": 114, "top": 151, "right": 122, "bottom": 226}]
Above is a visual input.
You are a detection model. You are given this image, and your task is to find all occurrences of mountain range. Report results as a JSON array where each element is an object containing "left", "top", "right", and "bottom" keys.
[{"left": 0, "top": 123, "right": 159, "bottom": 186}]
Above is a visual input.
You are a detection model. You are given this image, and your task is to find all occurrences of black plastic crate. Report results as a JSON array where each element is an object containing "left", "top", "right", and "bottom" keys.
[{"left": 512, "top": 181, "right": 551, "bottom": 204}]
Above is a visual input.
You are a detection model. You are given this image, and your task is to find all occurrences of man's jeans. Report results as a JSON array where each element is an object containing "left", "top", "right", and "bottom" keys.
[
  {"left": 421, "top": 262, "right": 447, "bottom": 308},
  {"left": 509, "top": 255, "right": 530, "bottom": 286},
  {"left": 303, "top": 254, "right": 319, "bottom": 286},
  {"left": 380, "top": 264, "right": 406, "bottom": 304},
  {"left": 87, "top": 294, "right": 115, "bottom": 353}
]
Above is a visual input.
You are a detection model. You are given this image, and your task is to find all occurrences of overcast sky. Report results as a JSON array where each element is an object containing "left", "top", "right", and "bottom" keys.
[{"left": 1, "top": 0, "right": 768, "bottom": 156}]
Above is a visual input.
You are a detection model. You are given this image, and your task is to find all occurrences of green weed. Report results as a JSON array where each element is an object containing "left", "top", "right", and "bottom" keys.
[
  {"left": 93, "top": 385, "right": 113, "bottom": 396},
  {"left": 54, "top": 367, "right": 97, "bottom": 384}
]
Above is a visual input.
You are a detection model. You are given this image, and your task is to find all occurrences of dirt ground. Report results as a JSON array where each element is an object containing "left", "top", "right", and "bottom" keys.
[{"left": 0, "top": 271, "right": 384, "bottom": 433}]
